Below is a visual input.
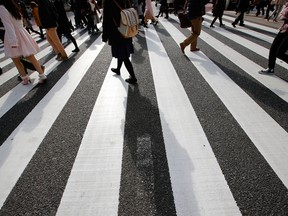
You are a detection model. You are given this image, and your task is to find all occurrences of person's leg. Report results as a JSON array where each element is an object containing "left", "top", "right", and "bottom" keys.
[
  {"left": 25, "top": 55, "right": 47, "bottom": 83},
  {"left": 180, "top": 17, "right": 202, "bottom": 53},
  {"left": 66, "top": 33, "right": 80, "bottom": 52},
  {"left": 124, "top": 58, "right": 136, "bottom": 79},
  {"left": 210, "top": 17, "right": 217, "bottom": 27},
  {"left": 46, "top": 27, "right": 68, "bottom": 59},
  {"left": 189, "top": 17, "right": 202, "bottom": 51},
  {"left": 239, "top": 11, "right": 245, "bottom": 25},
  {"left": 123, "top": 58, "right": 137, "bottom": 84},
  {"left": 219, "top": 16, "right": 224, "bottom": 26},
  {"left": 276, "top": 33, "right": 288, "bottom": 64},
  {"left": 268, "top": 33, "right": 283, "bottom": 70},
  {"left": 111, "top": 58, "right": 123, "bottom": 75},
  {"left": 260, "top": 32, "right": 284, "bottom": 73},
  {"left": 12, "top": 57, "right": 30, "bottom": 84}
]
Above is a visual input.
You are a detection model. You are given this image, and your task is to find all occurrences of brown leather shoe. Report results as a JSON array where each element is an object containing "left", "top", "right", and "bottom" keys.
[
  {"left": 190, "top": 48, "right": 200, "bottom": 52},
  {"left": 180, "top": 43, "right": 185, "bottom": 54}
]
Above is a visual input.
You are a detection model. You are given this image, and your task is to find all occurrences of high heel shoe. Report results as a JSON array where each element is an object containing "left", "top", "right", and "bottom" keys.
[{"left": 21, "top": 75, "right": 30, "bottom": 85}]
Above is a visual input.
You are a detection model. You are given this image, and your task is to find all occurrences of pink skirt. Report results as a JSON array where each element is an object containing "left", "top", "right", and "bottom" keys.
[{"left": 4, "top": 27, "right": 40, "bottom": 58}]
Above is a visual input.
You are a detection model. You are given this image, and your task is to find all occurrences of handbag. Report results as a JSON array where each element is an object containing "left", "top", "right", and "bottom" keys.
[
  {"left": 178, "top": 11, "right": 191, "bottom": 28},
  {"left": 20, "top": 57, "right": 36, "bottom": 71}
]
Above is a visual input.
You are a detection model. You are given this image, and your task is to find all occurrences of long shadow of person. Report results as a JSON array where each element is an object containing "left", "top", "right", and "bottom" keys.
[{"left": 117, "top": 84, "right": 196, "bottom": 216}]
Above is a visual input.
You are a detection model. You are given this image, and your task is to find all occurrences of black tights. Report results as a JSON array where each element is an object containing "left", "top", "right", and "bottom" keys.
[
  {"left": 117, "top": 58, "right": 136, "bottom": 79},
  {"left": 57, "top": 30, "right": 79, "bottom": 50}
]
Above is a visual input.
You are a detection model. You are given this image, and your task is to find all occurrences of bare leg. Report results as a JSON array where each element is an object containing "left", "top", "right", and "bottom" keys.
[
  {"left": 12, "top": 57, "right": 26, "bottom": 77},
  {"left": 25, "top": 55, "right": 44, "bottom": 75}
]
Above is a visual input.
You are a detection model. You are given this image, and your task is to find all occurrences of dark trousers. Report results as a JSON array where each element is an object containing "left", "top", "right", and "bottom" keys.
[
  {"left": 234, "top": 11, "right": 245, "bottom": 25},
  {"left": 269, "top": 32, "right": 288, "bottom": 69}
]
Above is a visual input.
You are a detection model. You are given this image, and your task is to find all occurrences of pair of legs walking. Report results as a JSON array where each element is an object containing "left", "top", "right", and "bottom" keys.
[
  {"left": 210, "top": 16, "right": 224, "bottom": 27},
  {"left": 260, "top": 32, "right": 288, "bottom": 74},
  {"left": 111, "top": 58, "right": 137, "bottom": 84},
  {"left": 46, "top": 27, "right": 68, "bottom": 61},
  {"left": 13, "top": 55, "right": 46, "bottom": 85},
  {"left": 180, "top": 17, "right": 202, "bottom": 53}
]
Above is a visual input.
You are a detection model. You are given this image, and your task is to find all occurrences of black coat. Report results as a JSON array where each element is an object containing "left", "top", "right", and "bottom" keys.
[
  {"left": 235, "top": 0, "right": 250, "bottom": 12},
  {"left": 212, "top": 0, "right": 226, "bottom": 17},
  {"left": 53, "top": 0, "right": 72, "bottom": 34},
  {"left": 102, "top": 0, "right": 132, "bottom": 46},
  {"left": 187, "top": 0, "right": 209, "bottom": 20},
  {"left": 38, "top": 0, "right": 59, "bottom": 29}
]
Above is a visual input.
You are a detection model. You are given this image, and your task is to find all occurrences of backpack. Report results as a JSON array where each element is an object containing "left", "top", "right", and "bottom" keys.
[{"left": 114, "top": 0, "right": 139, "bottom": 38}]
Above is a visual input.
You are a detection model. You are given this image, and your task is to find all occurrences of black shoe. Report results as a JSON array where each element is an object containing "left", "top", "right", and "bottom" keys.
[
  {"left": 259, "top": 68, "right": 274, "bottom": 74},
  {"left": 210, "top": 25, "right": 215, "bottom": 28},
  {"left": 111, "top": 68, "right": 120, "bottom": 75},
  {"left": 72, "top": 48, "right": 80, "bottom": 52},
  {"left": 220, "top": 23, "right": 225, "bottom": 27},
  {"left": 125, "top": 77, "right": 137, "bottom": 84},
  {"left": 0, "top": 67, "right": 2, "bottom": 75},
  {"left": 232, "top": 22, "right": 236, "bottom": 28},
  {"left": 239, "top": 23, "right": 245, "bottom": 26}
]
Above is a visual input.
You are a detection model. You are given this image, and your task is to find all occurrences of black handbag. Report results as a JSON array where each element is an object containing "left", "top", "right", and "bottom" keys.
[
  {"left": 20, "top": 57, "right": 36, "bottom": 71},
  {"left": 178, "top": 11, "right": 191, "bottom": 28}
]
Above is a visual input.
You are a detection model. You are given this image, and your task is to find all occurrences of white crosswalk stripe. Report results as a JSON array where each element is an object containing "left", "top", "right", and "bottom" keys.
[{"left": 0, "top": 10, "right": 287, "bottom": 216}]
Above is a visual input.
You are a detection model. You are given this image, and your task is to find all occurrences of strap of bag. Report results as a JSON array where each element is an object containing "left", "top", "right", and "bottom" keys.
[{"left": 113, "top": 0, "right": 131, "bottom": 10}]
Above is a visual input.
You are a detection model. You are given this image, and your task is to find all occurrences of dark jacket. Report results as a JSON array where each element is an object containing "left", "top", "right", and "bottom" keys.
[
  {"left": 38, "top": 0, "right": 59, "bottom": 29},
  {"left": 212, "top": 0, "right": 226, "bottom": 17},
  {"left": 53, "top": 0, "right": 72, "bottom": 34},
  {"left": 187, "top": 0, "right": 209, "bottom": 20},
  {"left": 235, "top": 0, "right": 250, "bottom": 12},
  {"left": 102, "top": 0, "right": 132, "bottom": 46}
]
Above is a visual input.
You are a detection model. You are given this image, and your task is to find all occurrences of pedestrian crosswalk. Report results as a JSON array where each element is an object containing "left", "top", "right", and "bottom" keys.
[{"left": 0, "top": 11, "right": 288, "bottom": 216}]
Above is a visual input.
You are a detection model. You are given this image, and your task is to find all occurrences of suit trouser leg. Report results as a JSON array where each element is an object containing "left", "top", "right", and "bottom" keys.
[{"left": 268, "top": 32, "right": 288, "bottom": 69}]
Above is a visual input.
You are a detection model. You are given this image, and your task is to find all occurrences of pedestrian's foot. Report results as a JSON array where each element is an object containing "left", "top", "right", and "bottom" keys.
[
  {"left": 125, "top": 77, "right": 137, "bottom": 84},
  {"left": 232, "top": 22, "right": 236, "bottom": 28},
  {"left": 21, "top": 75, "right": 31, "bottom": 85},
  {"left": 111, "top": 68, "right": 120, "bottom": 75},
  {"left": 58, "top": 56, "right": 68, "bottom": 61},
  {"left": 239, "top": 23, "right": 245, "bottom": 26},
  {"left": 56, "top": 53, "right": 62, "bottom": 60},
  {"left": 190, "top": 48, "right": 200, "bottom": 52},
  {"left": 220, "top": 23, "right": 225, "bottom": 27},
  {"left": 180, "top": 42, "right": 185, "bottom": 54},
  {"left": 72, "top": 48, "right": 80, "bottom": 52},
  {"left": 259, "top": 68, "right": 274, "bottom": 74},
  {"left": 210, "top": 25, "right": 215, "bottom": 28},
  {"left": 38, "top": 74, "right": 47, "bottom": 84}
]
